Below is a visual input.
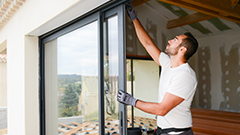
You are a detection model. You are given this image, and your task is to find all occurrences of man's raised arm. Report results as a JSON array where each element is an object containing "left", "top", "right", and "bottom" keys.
[{"left": 126, "top": 3, "right": 161, "bottom": 66}]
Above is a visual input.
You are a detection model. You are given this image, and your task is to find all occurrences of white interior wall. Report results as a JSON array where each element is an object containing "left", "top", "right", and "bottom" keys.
[
  {"left": 134, "top": 60, "right": 159, "bottom": 119},
  {"left": 126, "top": 4, "right": 169, "bottom": 56},
  {"left": 194, "top": 32, "right": 240, "bottom": 111}
]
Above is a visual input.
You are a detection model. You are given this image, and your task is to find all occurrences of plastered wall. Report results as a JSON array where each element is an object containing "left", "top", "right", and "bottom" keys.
[
  {"left": 192, "top": 33, "right": 240, "bottom": 112},
  {"left": 126, "top": 4, "right": 168, "bottom": 57},
  {"left": 134, "top": 60, "right": 159, "bottom": 119}
]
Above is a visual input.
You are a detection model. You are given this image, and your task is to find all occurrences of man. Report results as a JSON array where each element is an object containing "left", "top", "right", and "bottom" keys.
[{"left": 117, "top": 3, "right": 198, "bottom": 135}]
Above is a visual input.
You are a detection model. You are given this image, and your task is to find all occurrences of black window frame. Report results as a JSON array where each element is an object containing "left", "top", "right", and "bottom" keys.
[{"left": 39, "top": 1, "right": 130, "bottom": 135}]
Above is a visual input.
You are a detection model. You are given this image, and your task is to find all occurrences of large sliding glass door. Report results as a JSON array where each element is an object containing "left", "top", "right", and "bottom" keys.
[{"left": 40, "top": 2, "right": 128, "bottom": 135}]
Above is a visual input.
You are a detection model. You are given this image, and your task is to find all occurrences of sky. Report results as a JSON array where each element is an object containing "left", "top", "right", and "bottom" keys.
[{"left": 56, "top": 16, "right": 118, "bottom": 76}]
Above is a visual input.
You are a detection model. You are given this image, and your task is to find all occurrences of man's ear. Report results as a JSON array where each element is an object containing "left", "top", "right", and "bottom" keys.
[{"left": 179, "top": 46, "right": 187, "bottom": 53}]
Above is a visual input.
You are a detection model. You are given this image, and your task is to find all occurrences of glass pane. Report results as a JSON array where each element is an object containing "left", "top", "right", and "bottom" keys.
[
  {"left": 0, "top": 53, "right": 7, "bottom": 135},
  {"left": 126, "top": 59, "right": 132, "bottom": 128},
  {"left": 104, "top": 15, "right": 119, "bottom": 134},
  {"left": 45, "top": 21, "right": 99, "bottom": 135},
  {"left": 127, "top": 59, "right": 159, "bottom": 131}
]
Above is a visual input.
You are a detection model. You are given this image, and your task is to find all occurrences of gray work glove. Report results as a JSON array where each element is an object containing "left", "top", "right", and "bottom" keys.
[
  {"left": 125, "top": 3, "right": 137, "bottom": 21},
  {"left": 117, "top": 89, "right": 138, "bottom": 107}
]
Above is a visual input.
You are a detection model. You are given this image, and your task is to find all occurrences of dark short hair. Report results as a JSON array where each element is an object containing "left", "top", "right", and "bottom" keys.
[{"left": 180, "top": 32, "right": 198, "bottom": 60}]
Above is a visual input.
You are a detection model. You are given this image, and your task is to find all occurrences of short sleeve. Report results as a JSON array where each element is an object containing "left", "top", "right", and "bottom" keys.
[
  {"left": 167, "top": 72, "right": 197, "bottom": 100},
  {"left": 159, "top": 52, "right": 170, "bottom": 67}
]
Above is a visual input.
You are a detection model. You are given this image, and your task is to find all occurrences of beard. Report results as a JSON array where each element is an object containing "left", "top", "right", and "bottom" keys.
[{"left": 164, "top": 45, "right": 179, "bottom": 56}]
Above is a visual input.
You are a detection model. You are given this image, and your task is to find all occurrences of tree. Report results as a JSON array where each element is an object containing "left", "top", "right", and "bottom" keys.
[
  {"left": 104, "top": 59, "right": 117, "bottom": 118},
  {"left": 59, "top": 84, "right": 81, "bottom": 117}
]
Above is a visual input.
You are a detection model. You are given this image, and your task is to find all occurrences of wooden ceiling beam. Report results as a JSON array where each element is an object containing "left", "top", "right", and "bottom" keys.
[
  {"left": 180, "top": 0, "right": 240, "bottom": 18},
  {"left": 157, "top": 0, "right": 240, "bottom": 24},
  {"left": 230, "top": 0, "right": 240, "bottom": 8},
  {"left": 131, "top": 0, "right": 150, "bottom": 7},
  {"left": 167, "top": 12, "right": 215, "bottom": 29}
]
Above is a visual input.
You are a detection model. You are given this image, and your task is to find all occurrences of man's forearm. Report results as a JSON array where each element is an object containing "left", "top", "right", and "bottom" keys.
[
  {"left": 135, "top": 100, "right": 167, "bottom": 116},
  {"left": 135, "top": 92, "right": 184, "bottom": 117},
  {"left": 132, "top": 19, "right": 161, "bottom": 66},
  {"left": 133, "top": 19, "right": 154, "bottom": 48}
]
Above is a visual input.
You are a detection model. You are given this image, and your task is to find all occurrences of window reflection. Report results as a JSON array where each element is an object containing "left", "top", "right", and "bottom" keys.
[
  {"left": 104, "top": 15, "right": 119, "bottom": 134},
  {"left": 45, "top": 21, "right": 100, "bottom": 135},
  {"left": 127, "top": 59, "right": 159, "bottom": 130}
]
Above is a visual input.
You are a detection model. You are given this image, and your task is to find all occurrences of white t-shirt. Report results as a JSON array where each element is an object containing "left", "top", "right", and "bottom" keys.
[{"left": 157, "top": 52, "right": 197, "bottom": 129}]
